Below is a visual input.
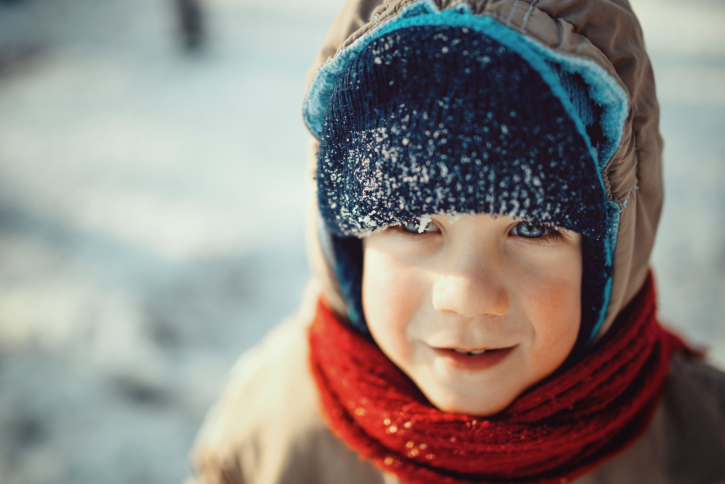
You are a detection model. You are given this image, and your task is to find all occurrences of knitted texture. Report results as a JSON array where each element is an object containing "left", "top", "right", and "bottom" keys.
[
  {"left": 308, "top": 273, "right": 688, "bottom": 484},
  {"left": 316, "top": 26, "right": 611, "bottom": 347}
]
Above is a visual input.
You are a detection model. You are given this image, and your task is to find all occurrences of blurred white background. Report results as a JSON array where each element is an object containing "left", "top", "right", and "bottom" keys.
[{"left": 0, "top": 0, "right": 723, "bottom": 482}]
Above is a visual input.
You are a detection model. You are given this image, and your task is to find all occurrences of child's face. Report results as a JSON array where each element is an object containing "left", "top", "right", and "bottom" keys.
[{"left": 362, "top": 213, "right": 582, "bottom": 416}]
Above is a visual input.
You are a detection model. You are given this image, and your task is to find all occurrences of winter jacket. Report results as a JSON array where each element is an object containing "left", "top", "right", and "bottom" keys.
[{"left": 186, "top": 0, "right": 725, "bottom": 482}]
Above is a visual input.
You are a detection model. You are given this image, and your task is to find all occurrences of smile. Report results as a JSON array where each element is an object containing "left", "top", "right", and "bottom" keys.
[{"left": 433, "top": 346, "right": 517, "bottom": 371}]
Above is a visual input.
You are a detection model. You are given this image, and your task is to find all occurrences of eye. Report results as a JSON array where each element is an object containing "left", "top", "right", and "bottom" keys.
[
  {"left": 510, "top": 221, "right": 558, "bottom": 239},
  {"left": 399, "top": 218, "right": 441, "bottom": 234}
]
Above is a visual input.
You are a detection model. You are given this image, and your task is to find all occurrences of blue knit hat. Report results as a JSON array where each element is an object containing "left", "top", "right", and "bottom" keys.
[{"left": 316, "top": 26, "right": 611, "bottom": 352}]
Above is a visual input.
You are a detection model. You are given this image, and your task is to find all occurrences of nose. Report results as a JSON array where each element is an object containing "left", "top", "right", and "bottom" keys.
[{"left": 431, "top": 269, "right": 509, "bottom": 318}]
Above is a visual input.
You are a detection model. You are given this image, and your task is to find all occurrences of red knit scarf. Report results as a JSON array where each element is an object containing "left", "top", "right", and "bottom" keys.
[{"left": 308, "top": 274, "right": 690, "bottom": 484}]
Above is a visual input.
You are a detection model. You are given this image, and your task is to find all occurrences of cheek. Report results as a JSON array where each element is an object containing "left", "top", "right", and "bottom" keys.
[
  {"left": 516, "top": 255, "right": 582, "bottom": 369},
  {"left": 527, "top": 277, "right": 580, "bottom": 324},
  {"left": 362, "top": 247, "right": 426, "bottom": 364}
]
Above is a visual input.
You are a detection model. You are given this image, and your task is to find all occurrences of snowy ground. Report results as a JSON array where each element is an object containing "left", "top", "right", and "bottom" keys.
[{"left": 0, "top": 0, "right": 723, "bottom": 483}]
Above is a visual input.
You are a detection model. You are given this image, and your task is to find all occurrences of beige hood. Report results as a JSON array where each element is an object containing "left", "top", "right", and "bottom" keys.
[{"left": 303, "top": 0, "right": 662, "bottom": 339}]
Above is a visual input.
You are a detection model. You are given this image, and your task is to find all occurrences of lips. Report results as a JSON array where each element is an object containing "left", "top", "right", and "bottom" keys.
[{"left": 433, "top": 345, "right": 517, "bottom": 371}]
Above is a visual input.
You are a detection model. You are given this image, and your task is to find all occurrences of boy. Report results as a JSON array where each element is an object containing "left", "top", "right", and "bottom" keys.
[{"left": 186, "top": 1, "right": 725, "bottom": 483}]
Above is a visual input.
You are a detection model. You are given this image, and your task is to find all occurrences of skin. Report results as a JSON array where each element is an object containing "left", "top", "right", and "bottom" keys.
[{"left": 361, "top": 213, "right": 582, "bottom": 416}]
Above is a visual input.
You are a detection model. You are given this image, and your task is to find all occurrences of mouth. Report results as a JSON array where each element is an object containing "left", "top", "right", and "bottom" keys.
[{"left": 432, "top": 345, "right": 517, "bottom": 371}]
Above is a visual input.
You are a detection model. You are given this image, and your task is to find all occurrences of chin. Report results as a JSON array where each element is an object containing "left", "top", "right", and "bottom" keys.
[{"left": 425, "top": 384, "right": 518, "bottom": 416}]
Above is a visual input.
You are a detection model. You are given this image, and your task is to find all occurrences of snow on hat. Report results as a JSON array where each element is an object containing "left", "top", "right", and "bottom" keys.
[{"left": 316, "top": 25, "right": 611, "bottom": 351}]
